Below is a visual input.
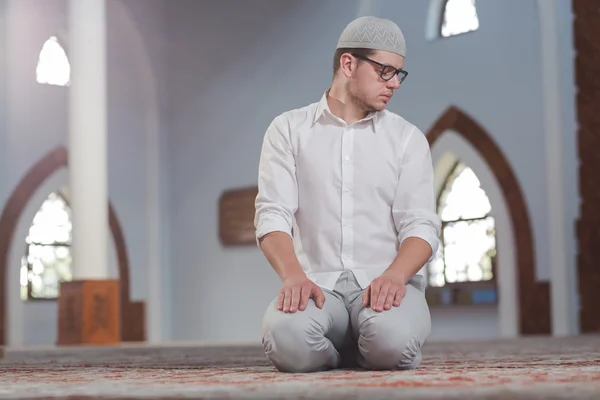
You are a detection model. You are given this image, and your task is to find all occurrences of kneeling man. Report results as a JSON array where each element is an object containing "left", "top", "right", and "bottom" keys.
[{"left": 254, "top": 16, "right": 441, "bottom": 373}]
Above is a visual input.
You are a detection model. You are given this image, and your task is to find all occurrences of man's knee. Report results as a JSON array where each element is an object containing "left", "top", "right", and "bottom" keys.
[
  {"left": 262, "top": 303, "right": 335, "bottom": 373},
  {"left": 357, "top": 313, "right": 426, "bottom": 370}
]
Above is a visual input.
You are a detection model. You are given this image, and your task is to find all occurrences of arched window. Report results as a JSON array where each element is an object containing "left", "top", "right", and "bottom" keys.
[
  {"left": 36, "top": 36, "right": 71, "bottom": 87},
  {"left": 440, "top": 0, "right": 480, "bottom": 38},
  {"left": 428, "top": 161, "right": 497, "bottom": 292},
  {"left": 20, "top": 192, "right": 72, "bottom": 300}
]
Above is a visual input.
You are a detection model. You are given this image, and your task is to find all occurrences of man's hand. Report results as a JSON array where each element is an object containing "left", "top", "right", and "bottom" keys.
[
  {"left": 278, "top": 274, "right": 326, "bottom": 313},
  {"left": 362, "top": 272, "right": 407, "bottom": 312}
]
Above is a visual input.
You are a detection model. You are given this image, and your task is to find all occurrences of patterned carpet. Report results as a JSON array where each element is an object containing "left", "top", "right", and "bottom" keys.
[{"left": 1, "top": 336, "right": 599, "bottom": 399}]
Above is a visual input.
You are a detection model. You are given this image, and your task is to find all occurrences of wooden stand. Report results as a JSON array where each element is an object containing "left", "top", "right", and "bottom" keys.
[
  {"left": 57, "top": 279, "right": 120, "bottom": 345},
  {"left": 121, "top": 300, "right": 146, "bottom": 342}
]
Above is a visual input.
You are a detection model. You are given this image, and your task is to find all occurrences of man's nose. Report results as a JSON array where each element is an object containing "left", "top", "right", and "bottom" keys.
[{"left": 387, "top": 75, "right": 401, "bottom": 89}]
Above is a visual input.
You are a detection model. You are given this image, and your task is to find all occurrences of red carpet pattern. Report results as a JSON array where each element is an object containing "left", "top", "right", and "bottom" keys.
[{"left": 1, "top": 336, "right": 599, "bottom": 399}]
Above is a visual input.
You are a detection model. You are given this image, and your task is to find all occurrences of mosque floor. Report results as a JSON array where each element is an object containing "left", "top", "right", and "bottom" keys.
[{"left": 1, "top": 335, "right": 599, "bottom": 399}]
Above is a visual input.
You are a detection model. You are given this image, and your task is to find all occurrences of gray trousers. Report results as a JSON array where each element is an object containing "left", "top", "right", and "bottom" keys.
[{"left": 261, "top": 270, "right": 431, "bottom": 373}]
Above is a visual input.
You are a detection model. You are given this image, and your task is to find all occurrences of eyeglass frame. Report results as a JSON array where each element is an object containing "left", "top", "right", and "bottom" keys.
[{"left": 352, "top": 54, "right": 408, "bottom": 84}]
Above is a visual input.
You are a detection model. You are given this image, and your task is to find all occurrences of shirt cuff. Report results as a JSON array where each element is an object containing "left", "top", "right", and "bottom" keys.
[
  {"left": 398, "top": 226, "right": 440, "bottom": 263},
  {"left": 255, "top": 213, "right": 293, "bottom": 247}
]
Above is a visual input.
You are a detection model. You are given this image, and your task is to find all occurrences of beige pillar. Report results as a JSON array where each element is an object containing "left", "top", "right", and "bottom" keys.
[
  {"left": 59, "top": 0, "right": 119, "bottom": 345},
  {"left": 538, "top": 0, "right": 577, "bottom": 336},
  {"left": 68, "top": 0, "right": 109, "bottom": 280}
]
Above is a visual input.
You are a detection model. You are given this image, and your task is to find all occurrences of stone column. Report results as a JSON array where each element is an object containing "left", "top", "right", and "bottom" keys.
[
  {"left": 538, "top": 0, "right": 577, "bottom": 336},
  {"left": 58, "top": 0, "right": 120, "bottom": 345}
]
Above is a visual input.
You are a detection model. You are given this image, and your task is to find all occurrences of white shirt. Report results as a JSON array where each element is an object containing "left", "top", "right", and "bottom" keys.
[{"left": 254, "top": 92, "right": 441, "bottom": 290}]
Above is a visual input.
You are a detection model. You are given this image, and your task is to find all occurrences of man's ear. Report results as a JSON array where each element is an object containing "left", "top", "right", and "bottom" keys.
[{"left": 339, "top": 53, "right": 356, "bottom": 78}]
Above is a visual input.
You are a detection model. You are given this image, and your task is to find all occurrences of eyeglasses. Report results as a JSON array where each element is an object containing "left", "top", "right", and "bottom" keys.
[{"left": 353, "top": 54, "right": 408, "bottom": 84}]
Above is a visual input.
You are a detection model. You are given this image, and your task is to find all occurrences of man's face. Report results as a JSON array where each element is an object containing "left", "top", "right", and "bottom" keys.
[{"left": 346, "top": 50, "right": 405, "bottom": 112}]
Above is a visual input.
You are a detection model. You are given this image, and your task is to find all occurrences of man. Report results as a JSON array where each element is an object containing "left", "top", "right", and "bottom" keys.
[{"left": 254, "top": 16, "right": 441, "bottom": 373}]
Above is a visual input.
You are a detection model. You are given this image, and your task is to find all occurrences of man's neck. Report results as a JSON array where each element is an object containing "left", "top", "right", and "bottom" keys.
[{"left": 326, "top": 85, "right": 369, "bottom": 125}]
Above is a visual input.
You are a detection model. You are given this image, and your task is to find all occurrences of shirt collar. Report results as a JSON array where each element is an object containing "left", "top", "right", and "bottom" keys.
[
  {"left": 313, "top": 90, "right": 379, "bottom": 133},
  {"left": 312, "top": 91, "right": 329, "bottom": 124}
]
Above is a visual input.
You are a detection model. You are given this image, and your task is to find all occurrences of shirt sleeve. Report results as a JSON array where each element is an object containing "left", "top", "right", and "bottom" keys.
[
  {"left": 254, "top": 115, "right": 298, "bottom": 246},
  {"left": 392, "top": 126, "right": 442, "bottom": 262}
]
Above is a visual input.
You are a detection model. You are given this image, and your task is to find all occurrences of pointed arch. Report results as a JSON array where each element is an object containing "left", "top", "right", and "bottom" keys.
[
  {"left": 36, "top": 36, "right": 71, "bottom": 87},
  {"left": 427, "top": 106, "right": 550, "bottom": 335},
  {"left": 440, "top": 0, "right": 480, "bottom": 38},
  {"left": 430, "top": 160, "right": 498, "bottom": 289},
  {"left": 0, "top": 147, "right": 143, "bottom": 345},
  {"left": 21, "top": 190, "right": 73, "bottom": 300},
  {"left": 426, "top": 0, "right": 480, "bottom": 40}
]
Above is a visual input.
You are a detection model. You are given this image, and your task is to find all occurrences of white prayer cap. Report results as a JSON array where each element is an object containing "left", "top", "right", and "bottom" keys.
[{"left": 337, "top": 16, "right": 406, "bottom": 57}]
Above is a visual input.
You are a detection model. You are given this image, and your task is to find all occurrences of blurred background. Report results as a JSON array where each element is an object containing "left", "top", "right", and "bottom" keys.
[{"left": 0, "top": 0, "right": 595, "bottom": 348}]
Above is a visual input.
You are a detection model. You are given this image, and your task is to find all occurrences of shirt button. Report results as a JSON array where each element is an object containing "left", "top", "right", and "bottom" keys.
[{"left": 344, "top": 156, "right": 350, "bottom": 161}]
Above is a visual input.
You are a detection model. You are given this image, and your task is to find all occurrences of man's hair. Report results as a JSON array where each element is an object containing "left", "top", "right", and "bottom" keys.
[{"left": 332, "top": 47, "right": 375, "bottom": 76}]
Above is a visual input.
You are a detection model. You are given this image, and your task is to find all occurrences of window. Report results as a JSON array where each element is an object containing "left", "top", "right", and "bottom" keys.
[
  {"left": 20, "top": 192, "right": 72, "bottom": 300},
  {"left": 428, "top": 161, "right": 497, "bottom": 288},
  {"left": 440, "top": 0, "right": 480, "bottom": 38},
  {"left": 36, "top": 36, "right": 71, "bottom": 87}
]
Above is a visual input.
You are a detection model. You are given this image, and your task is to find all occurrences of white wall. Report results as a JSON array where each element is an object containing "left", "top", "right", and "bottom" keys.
[
  {"left": 115, "top": 0, "right": 171, "bottom": 343},
  {"left": 0, "top": 3, "right": 8, "bottom": 205},
  {"left": 164, "top": 0, "right": 577, "bottom": 341},
  {"left": 165, "top": 0, "right": 316, "bottom": 342},
  {"left": 2, "top": 0, "right": 165, "bottom": 346},
  {"left": 5, "top": 0, "right": 578, "bottom": 345}
]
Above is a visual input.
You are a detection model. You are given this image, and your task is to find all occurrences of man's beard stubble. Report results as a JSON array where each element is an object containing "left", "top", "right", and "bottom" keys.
[{"left": 346, "top": 81, "right": 379, "bottom": 114}]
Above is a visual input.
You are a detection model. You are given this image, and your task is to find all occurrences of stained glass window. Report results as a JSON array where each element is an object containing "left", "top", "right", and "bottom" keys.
[
  {"left": 36, "top": 36, "right": 71, "bottom": 87},
  {"left": 20, "top": 192, "right": 73, "bottom": 300},
  {"left": 440, "top": 0, "right": 480, "bottom": 38},
  {"left": 428, "top": 162, "right": 496, "bottom": 287}
]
